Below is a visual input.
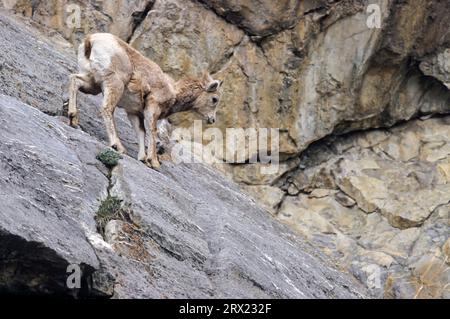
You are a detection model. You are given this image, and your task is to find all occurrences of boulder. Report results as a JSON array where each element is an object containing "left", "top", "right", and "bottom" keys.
[{"left": 420, "top": 48, "right": 450, "bottom": 90}]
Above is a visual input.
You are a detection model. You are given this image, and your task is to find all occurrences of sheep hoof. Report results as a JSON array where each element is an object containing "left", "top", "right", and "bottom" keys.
[
  {"left": 146, "top": 158, "right": 161, "bottom": 170},
  {"left": 69, "top": 113, "right": 79, "bottom": 128},
  {"left": 138, "top": 153, "right": 147, "bottom": 162},
  {"left": 112, "top": 144, "right": 127, "bottom": 155}
]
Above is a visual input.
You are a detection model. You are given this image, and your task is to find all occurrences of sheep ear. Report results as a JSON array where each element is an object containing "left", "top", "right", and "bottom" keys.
[
  {"left": 202, "top": 70, "right": 213, "bottom": 83},
  {"left": 206, "top": 80, "right": 221, "bottom": 92}
]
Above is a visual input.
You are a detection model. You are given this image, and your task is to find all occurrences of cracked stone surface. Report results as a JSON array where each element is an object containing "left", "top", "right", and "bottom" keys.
[
  {"left": 273, "top": 117, "right": 450, "bottom": 298},
  {"left": 0, "top": 94, "right": 367, "bottom": 298},
  {"left": 420, "top": 49, "right": 450, "bottom": 90}
]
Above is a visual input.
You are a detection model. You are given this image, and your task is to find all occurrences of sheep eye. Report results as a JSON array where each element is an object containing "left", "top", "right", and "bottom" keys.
[{"left": 212, "top": 97, "right": 219, "bottom": 104}]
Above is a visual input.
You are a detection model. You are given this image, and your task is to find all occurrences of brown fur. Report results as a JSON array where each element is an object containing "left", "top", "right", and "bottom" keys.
[{"left": 68, "top": 33, "right": 222, "bottom": 169}]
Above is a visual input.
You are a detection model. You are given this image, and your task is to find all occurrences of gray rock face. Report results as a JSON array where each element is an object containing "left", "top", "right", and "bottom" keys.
[
  {"left": 420, "top": 49, "right": 450, "bottom": 90},
  {"left": 0, "top": 94, "right": 105, "bottom": 295},
  {"left": 0, "top": 10, "right": 72, "bottom": 116},
  {"left": 0, "top": 94, "right": 367, "bottom": 298}
]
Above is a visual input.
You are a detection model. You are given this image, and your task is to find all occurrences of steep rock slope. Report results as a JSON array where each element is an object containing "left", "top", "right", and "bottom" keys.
[
  {"left": 0, "top": 11, "right": 139, "bottom": 156},
  {"left": 0, "top": 11, "right": 367, "bottom": 298},
  {"left": 1, "top": 0, "right": 449, "bottom": 298},
  {"left": 0, "top": 94, "right": 367, "bottom": 298}
]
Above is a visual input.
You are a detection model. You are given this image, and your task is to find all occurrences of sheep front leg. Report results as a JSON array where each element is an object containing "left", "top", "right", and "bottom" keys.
[
  {"left": 144, "top": 103, "right": 161, "bottom": 169},
  {"left": 101, "top": 81, "right": 127, "bottom": 154}
]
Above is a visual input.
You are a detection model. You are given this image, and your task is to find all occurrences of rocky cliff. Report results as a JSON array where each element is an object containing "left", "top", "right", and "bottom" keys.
[
  {"left": 0, "top": 0, "right": 449, "bottom": 299},
  {"left": 0, "top": 10, "right": 367, "bottom": 298}
]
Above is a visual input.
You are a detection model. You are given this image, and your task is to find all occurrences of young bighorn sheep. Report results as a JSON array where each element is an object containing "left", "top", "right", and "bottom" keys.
[{"left": 68, "top": 33, "right": 222, "bottom": 169}]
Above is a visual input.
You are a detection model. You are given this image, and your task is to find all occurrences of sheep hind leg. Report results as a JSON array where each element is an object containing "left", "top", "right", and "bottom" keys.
[
  {"left": 68, "top": 73, "right": 92, "bottom": 127},
  {"left": 128, "top": 113, "right": 146, "bottom": 161}
]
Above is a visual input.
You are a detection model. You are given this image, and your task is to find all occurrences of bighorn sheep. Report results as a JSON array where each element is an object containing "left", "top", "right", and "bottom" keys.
[{"left": 68, "top": 33, "right": 222, "bottom": 169}]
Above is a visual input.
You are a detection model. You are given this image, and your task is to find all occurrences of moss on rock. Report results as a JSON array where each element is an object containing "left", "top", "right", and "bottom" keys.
[
  {"left": 96, "top": 149, "right": 122, "bottom": 167},
  {"left": 95, "top": 195, "right": 130, "bottom": 237}
]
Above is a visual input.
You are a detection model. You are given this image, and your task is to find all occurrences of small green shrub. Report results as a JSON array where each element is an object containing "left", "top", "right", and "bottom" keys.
[
  {"left": 95, "top": 196, "right": 129, "bottom": 236},
  {"left": 96, "top": 149, "right": 122, "bottom": 167}
]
